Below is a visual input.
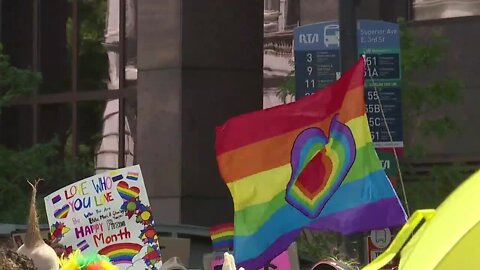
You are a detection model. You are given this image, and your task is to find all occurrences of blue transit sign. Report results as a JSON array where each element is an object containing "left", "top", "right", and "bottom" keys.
[
  {"left": 357, "top": 20, "right": 400, "bottom": 49},
  {"left": 294, "top": 20, "right": 403, "bottom": 148},
  {"left": 293, "top": 21, "right": 341, "bottom": 98},
  {"left": 358, "top": 20, "right": 402, "bottom": 148}
]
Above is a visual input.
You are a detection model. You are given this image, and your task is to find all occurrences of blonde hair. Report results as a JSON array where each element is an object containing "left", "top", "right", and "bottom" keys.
[{"left": 311, "top": 256, "right": 360, "bottom": 270}]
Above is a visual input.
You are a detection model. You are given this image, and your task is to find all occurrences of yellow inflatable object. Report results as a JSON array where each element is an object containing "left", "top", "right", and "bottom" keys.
[{"left": 363, "top": 170, "right": 480, "bottom": 270}]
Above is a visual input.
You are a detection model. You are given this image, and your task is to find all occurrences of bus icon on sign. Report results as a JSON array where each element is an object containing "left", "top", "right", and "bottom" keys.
[{"left": 324, "top": 24, "right": 340, "bottom": 47}]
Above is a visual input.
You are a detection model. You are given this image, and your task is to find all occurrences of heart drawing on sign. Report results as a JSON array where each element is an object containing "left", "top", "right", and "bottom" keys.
[
  {"left": 285, "top": 114, "right": 356, "bottom": 218},
  {"left": 116, "top": 181, "right": 141, "bottom": 201},
  {"left": 53, "top": 204, "right": 70, "bottom": 219}
]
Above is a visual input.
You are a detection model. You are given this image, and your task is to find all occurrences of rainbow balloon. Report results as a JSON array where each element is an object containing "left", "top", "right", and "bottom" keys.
[
  {"left": 98, "top": 243, "right": 142, "bottom": 264},
  {"left": 286, "top": 114, "right": 356, "bottom": 218}
]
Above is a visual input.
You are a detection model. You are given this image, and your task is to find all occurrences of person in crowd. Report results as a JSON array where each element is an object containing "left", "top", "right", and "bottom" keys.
[
  {"left": 16, "top": 180, "right": 60, "bottom": 270},
  {"left": 159, "top": 257, "right": 188, "bottom": 270},
  {"left": 310, "top": 257, "right": 358, "bottom": 270},
  {"left": 221, "top": 252, "right": 245, "bottom": 270},
  {"left": 59, "top": 250, "right": 118, "bottom": 270}
]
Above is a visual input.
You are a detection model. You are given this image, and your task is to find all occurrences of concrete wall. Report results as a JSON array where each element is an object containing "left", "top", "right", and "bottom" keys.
[
  {"left": 407, "top": 16, "right": 480, "bottom": 158},
  {"left": 299, "top": 0, "right": 408, "bottom": 25},
  {"left": 137, "top": 0, "right": 263, "bottom": 227}
]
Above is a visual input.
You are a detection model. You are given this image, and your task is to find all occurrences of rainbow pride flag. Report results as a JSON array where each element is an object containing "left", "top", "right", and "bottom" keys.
[
  {"left": 210, "top": 223, "right": 234, "bottom": 252},
  {"left": 215, "top": 58, "right": 406, "bottom": 269}
]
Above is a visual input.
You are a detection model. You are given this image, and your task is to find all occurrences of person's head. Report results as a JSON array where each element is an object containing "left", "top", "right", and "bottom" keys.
[
  {"left": 310, "top": 258, "right": 356, "bottom": 270},
  {"left": 159, "top": 257, "right": 187, "bottom": 270},
  {"left": 0, "top": 247, "right": 36, "bottom": 270}
]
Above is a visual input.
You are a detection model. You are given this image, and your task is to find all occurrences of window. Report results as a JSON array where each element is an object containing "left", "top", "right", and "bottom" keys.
[
  {"left": 264, "top": 0, "right": 299, "bottom": 33},
  {"left": 414, "top": 0, "right": 480, "bottom": 20},
  {"left": 1, "top": 0, "right": 137, "bottom": 176}
]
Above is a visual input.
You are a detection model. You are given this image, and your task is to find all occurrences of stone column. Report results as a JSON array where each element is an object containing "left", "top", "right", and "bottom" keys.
[{"left": 137, "top": 0, "right": 263, "bottom": 226}]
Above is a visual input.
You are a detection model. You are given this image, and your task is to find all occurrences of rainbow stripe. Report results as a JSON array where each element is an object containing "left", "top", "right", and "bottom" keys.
[
  {"left": 51, "top": 194, "right": 61, "bottom": 204},
  {"left": 98, "top": 243, "right": 142, "bottom": 264},
  {"left": 112, "top": 174, "right": 123, "bottom": 182},
  {"left": 127, "top": 172, "right": 139, "bottom": 181},
  {"left": 210, "top": 223, "right": 234, "bottom": 252},
  {"left": 76, "top": 239, "right": 89, "bottom": 251},
  {"left": 53, "top": 204, "right": 70, "bottom": 219},
  {"left": 215, "top": 58, "right": 406, "bottom": 269},
  {"left": 116, "top": 181, "right": 140, "bottom": 201}
]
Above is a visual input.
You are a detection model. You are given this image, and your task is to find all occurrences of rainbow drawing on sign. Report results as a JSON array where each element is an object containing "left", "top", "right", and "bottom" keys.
[
  {"left": 127, "top": 172, "right": 139, "bottom": 181},
  {"left": 50, "top": 222, "right": 70, "bottom": 242},
  {"left": 76, "top": 239, "right": 89, "bottom": 251},
  {"left": 143, "top": 244, "right": 162, "bottom": 268},
  {"left": 51, "top": 194, "right": 61, "bottom": 204},
  {"left": 98, "top": 243, "right": 142, "bottom": 264},
  {"left": 112, "top": 174, "right": 124, "bottom": 182},
  {"left": 117, "top": 181, "right": 141, "bottom": 201},
  {"left": 53, "top": 204, "right": 70, "bottom": 219},
  {"left": 140, "top": 225, "right": 158, "bottom": 244}
]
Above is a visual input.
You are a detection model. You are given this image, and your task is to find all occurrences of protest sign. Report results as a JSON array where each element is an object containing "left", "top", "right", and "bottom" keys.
[{"left": 44, "top": 165, "right": 162, "bottom": 270}]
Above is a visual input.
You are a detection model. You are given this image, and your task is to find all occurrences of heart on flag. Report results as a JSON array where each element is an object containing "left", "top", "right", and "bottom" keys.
[{"left": 285, "top": 115, "right": 356, "bottom": 218}]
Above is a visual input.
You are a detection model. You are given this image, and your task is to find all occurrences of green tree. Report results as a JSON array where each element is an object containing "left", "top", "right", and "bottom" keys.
[
  {"left": 398, "top": 18, "right": 463, "bottom": 157},
  {"left": 65, "top": 0, "right": 107, "bottom": 159},
  {"left": 66, "top": 0, "right": 108, "bottom": 91},
  {"left": 0, "top": 0, "right": 109, "bottom": 224},
  {"left": 0, "top": 45, "right": 93, "bottom": 223},
  {"left": 397, "top": 18, "right": 467, "bottom": 211},
  {"left": 0, "top": 44, "right": 40, "bottom": 111}
]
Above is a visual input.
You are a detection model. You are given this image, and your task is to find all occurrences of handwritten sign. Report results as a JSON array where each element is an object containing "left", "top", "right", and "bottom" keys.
[
  {"left": 44, "top": 165, "right": 162, "bottom": 270},
  {"left": 210, "top": 250, "right": 291, "bottom": 270}
]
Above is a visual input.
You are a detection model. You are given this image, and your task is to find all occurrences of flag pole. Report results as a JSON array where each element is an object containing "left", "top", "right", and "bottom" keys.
[
  {"left": 339, "top": 0, "right": 365, "bottom": 265},
  {"left": 339, "top": 0, "right": 358, "bottom": 74}
]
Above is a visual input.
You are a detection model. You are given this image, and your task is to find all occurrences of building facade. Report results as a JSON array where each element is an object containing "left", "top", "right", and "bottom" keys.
[
  {"left": 263, "top": 0, "right": 480, "bottom": 169},
  {"left": 1, "top": 0, "right": 479, "bottom": 230}
]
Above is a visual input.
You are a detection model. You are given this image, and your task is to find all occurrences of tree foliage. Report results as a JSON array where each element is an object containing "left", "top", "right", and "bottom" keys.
[
  {"left": 397, "top": 18, "right": 468, "bottom": 212},
  {"left": 66, "top": 0, "right": 108, "bottom": 91},
  {"left": 0, "top": 44, "right": 40, "bottom": 112},
  {"left": 0, "top": 139, "right": 92, "bottom": 223},
  {"left": 399, "top": 18, "right": 463, "bottom": 157},
  {"left": 0, "top": 41, "right": 94, "bottom": 223}
]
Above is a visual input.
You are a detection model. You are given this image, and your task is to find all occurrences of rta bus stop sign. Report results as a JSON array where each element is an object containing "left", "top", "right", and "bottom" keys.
[
  {"left": 294, "top": 20, "right": 403, "bottom": 150},
  {"left": 294, "top": 21, "right": 341, "bottom": 98}
]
